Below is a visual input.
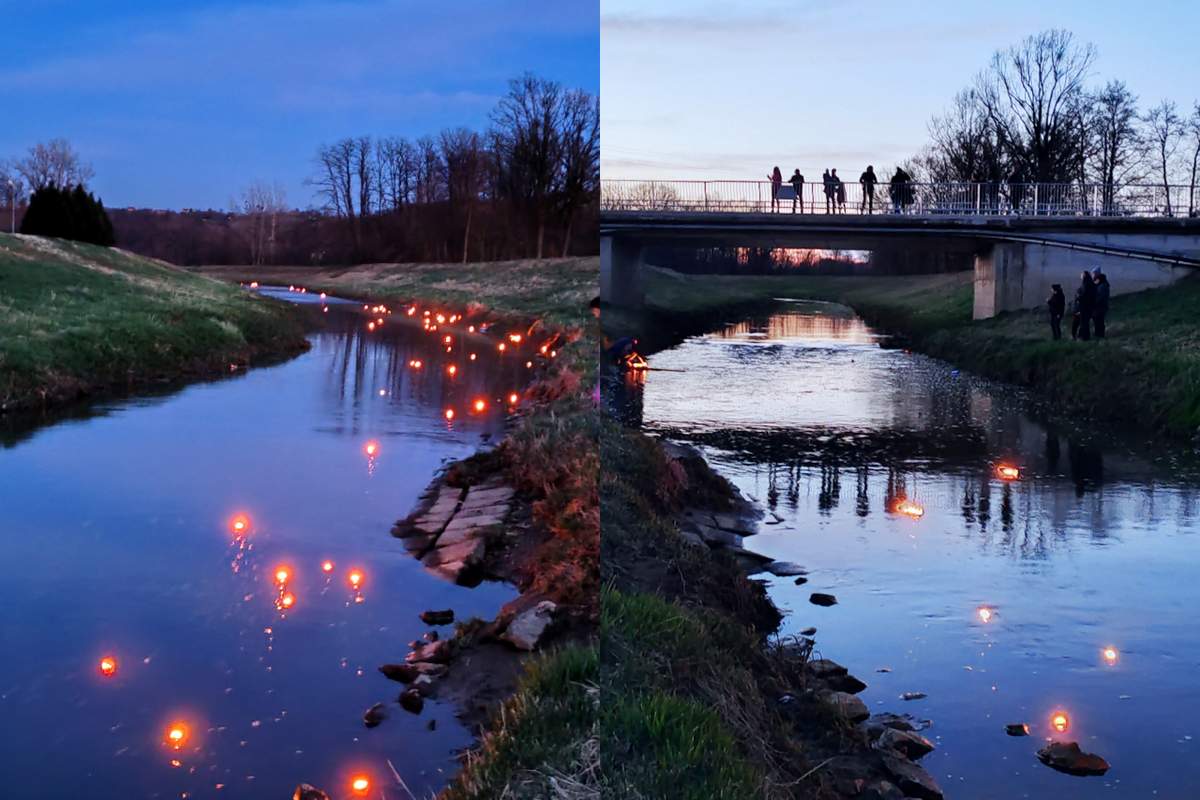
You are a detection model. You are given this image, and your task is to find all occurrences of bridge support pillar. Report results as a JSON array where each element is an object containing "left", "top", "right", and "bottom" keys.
[
  {"left": 600, "top": 235, "right": 645, "bottom": 308},
  {"left": 974, "top": 240, "right": 1192, "bottom": 320}
]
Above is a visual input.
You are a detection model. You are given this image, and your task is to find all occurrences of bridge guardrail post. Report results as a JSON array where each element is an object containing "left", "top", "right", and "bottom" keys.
[{"left": 1033, "top": 184, "right": 1039, "bottom": 217}]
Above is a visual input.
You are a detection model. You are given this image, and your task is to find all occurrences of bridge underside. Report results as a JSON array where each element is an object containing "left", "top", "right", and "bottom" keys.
[{"left": 600, "top": 212, "right": 1200, "bottom": 319}]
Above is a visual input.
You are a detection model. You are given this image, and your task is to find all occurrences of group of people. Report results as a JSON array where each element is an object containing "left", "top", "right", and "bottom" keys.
[
  {"left": 1046, "top": 268, "right": 1111, "bottom": 341},
  {"left": 767, "top": 165, "right": 914, "bottom": 214}
]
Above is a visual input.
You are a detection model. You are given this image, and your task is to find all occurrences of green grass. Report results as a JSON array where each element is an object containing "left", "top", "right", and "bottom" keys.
[
  {"left": 198, "top": 256, "right": 599, "bottom": 329},
  {"left": 637, "top": 265, "right": 1200, "bottom": 440},
  {"left": 0, "top": 233, "right": 307, "bottom": 412}
]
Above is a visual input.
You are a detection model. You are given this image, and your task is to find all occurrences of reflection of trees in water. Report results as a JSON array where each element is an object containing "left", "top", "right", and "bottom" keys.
[{"left": 715, "top": 311, "right": 877, "bottom": 345}]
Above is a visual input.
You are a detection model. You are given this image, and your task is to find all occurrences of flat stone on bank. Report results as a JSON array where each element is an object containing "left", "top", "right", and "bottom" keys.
[
  {"left": 821, "top": 690, "right": 869, "bottom": 723},
  {"left": 502, "top": 600, "right": 558, "bottom": 651},
  {"left": 875, "top": 727, "right": 936, "bottom": 760},
  {"left": 881, "top": 755, "right": 943, "bottom": 800},
  {"left": 764, "top": 561, "right": 807, "bottom": 577}
]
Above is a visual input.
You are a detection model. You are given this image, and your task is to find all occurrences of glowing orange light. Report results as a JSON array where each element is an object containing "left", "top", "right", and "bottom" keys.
[
  {"left": 508, "top": 393, "right": 519, "bottom": 405},
  {"left": 468, "top": 325, "right": 476, "bottom": 333},
  {"left": 996, "top": 464, "right": 1021, "bottom": 481},
  {"left": 436, "top": 314, "right": 445, "bottom": 324},
  {"left": 319, "top": 292, "right": 327, "bottom": 300},
  {"left": 1051, "top": 711, "right": 1069, "bottom": 733},
  {"left": 423, "top": 310, "right": 431, "bottom": 317},
  {"left": 540, "top": 344, "right": 548, "bottom": 354},
  {"left": 447, "top": 365, "right": 457, "bottom": 376},
  {"left": 1103, "top": 646, "right": 1119, "bottom": 665},
  {"left": 550, "top": 349, "right": 557, "bottom": 358},
  {"left": 977, "top": 606, "right": 994, "bottom": 623},
  {"left": 508, "top": 333, "right": 522, "bottom": 343},
  {"left": 367, "top": 322, "right": 376, "bottom": 332},
  {"left": 498, "top": 343, "right": 507, "bottom": 352},
  {"left": 249, "top": 281, "right": 259, "bottom": 288},
  {"left": 412, "top": 360, "right": 423, "bottom": 369},
  {"left": 473, "top": 398, "right": 486, "bottom": 413},
  {"left": 526, "top": 361, "right": 533, "bottom": 368},
  {"left": 364, "top": 440, "right": 380, "bottom": 457},
  {"left": 99, "top": 656, "right": 117, "bottom": 677},
  {"left": 444, "top": 335, "right": 453, "bottom": 344},
  {"left": 351, "top": 776, "right": 370, "bottom": 796},
  {"left": 376, "top": 317, "right": 384, "bottom": 325},
  {"left": 274, "top": 566, "right": 290, "bottom": 584},
  {"left": 407, "top": 306, "right": 416, "bottom": 316},
  {"left": 469, "top": 353, "right": 477, "bottom": 361},
  {"left": 895, "top": 500, "right": 924, "bottom": 518},
  {"left": 165, "top": 722, "right": 189, "bottom": 749},
  {"left": 321, "top": 560, "right": 334, "bottom": 573},
  {"left": 229, "top": 514, "right": 251, "bottom": 534},
  {"left": 348, "top": 569, "right": 363, "bottom": 589},
  {"left": 280, "top": 592, "right": 296, "bottom": 609},
  {"left": 444, "top": 408, "right": 455, "bottom": 420}
]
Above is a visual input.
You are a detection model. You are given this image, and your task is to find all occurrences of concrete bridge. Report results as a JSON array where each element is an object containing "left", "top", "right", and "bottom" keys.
[{"left": 601, "top": 210, "right": 1200, "bottom": 319}]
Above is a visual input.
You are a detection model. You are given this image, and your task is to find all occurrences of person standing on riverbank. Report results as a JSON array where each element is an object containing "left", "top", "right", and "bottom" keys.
[
  {"left": 1047, "top": 284, "right": 1066, "bottom": 340},
  {"left": 859, "top": 165, "right": 877, "bottom": 213},
  {"left": 768, "top": 166, "right": 783, "bottom": 213},
  {"left": 1071, "top": 271, "right": 1096, "bottom": 340},
  {"left": 789, "top": 169, "right": 804, "bottom": 213},
  {"left": 1093, "top": 269, "right": 1111, "bottom": 338}
]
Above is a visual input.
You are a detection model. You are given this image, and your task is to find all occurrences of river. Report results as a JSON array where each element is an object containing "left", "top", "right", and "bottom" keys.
[
  {"left": 614, "top": 300, "right": 1200, "bottom": 798},
  {"left": 0, "top": 288, "right": 535, "bottom": 799}
]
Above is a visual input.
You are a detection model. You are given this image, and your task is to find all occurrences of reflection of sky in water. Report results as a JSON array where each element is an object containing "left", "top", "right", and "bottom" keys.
[
  {"left": 0, "top": 294, "right": 537, "bottom": 798},
  {"left": 635, "top": 302, "right": 1200, "bottom": 799}
]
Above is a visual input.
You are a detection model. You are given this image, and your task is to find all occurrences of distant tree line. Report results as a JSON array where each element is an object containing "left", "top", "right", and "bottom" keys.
[
  {"left": 308, "top": 72, "right": 599, "bottom": 262},
  {"left": 912, "top": 29, "right": 1200, "bottom": 216}
]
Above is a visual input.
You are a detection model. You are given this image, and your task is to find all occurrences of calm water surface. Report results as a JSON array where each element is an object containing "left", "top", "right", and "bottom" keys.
[
  {"left": 616, "top": 301, "right": 1200, "bottom": 799},
  {"left": 0, "top": 288, "right": 538, "bottom": 799}
]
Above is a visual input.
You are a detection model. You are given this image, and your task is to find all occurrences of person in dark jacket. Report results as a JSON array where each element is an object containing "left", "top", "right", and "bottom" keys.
[
  {"left": 1047, "top": 284, "right": 1066, "bottom": 340},
  {"left": 822, "top": 169, "right": 834, "bottom": 213},
  {"left": 832, "top": 169, "right": 846, "bottom": 213},
  {"left": 859, "top": 165, "right": 878, "bottom": 214},
  {"left": 768, "top": 166, "right": 783, "bottom": 213},
  {"left": 1071, "top": 271, "right": 1096, "bottom": 341},
  {"left": 890, "top": 167, "right": 912, "bottom": 213},
  {"left": 789, "top": 169, "right": 805, "bottom": 213},
  {"left": 1092, "top": 268, "right": 1110, "bottom": 338}
]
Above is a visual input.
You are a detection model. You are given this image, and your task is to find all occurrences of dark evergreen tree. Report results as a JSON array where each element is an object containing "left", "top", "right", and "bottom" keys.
[{"left": 20, "top": 184, "right": 115, "bottom": 245}]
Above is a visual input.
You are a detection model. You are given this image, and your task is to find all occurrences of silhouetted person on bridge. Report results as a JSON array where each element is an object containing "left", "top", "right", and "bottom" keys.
[
  {"left": 832, "top": 169, "right": 846, "bottom": 213},
  {"left": 1071, "top": 271, "right": 1096, "bottom": 340},
  {"left": 1092, "top": 269, "right": 1110, "bottom": 338},
  {"left": 768, "top": 166, "right": 783, "bottom": 213},
  {"left": 859, "top": 165, "right": 878, "bottom": 214},
  {"left": 890, "top": 168, "right": 912, "bottom": 213},
  {"left": 822, "top": 170, "right": 834, "bottom": 213},
  {"left": 1047, "top": 284, "right": 1065, "bottom": 340},
  {"left": 789, "top": 169, "right": 805, "bottom": 213}
]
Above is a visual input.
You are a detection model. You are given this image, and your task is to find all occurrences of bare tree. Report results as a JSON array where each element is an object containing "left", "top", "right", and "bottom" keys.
[
  {"left": 491, "top": 73, "right": 566, "bottom": 259},
  {"left": 440, "top": 128, "right": 483, "bottom": 262},
  {"left": 979, "top": 30, "right": 1096, "bottom": 184},
  {"left": 1185, "top": 102, "right": 1200, "bottom": 217},
  {"left": 353, "top": 136, "right": 373, "bottom": 219},
  {"left": 1088, "top": 80, "right": 1144, "bottom": 212},
  {"left": 17, "top": 138, "right": 94, "bottom": 191},
  {"left": 1145, "top": 100, "right": 1182, "bottom": 214},
  {"left": 238, "top": 181, "right": 288, "bottom": 265},
  {"left": 925, "top": 88, "right": 1008, "bottom": 183},
  {"left": 556, "top": 89, "right": 599, "bottom": 256}
]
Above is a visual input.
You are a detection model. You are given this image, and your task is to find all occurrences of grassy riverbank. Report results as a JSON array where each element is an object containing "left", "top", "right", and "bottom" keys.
[
  {"left": 0, "top": 233, "right": 308, "bottom": 415},
  {"left": 196, "top": 257, "right": 598, "bottom": 329},
  {"left": 636, "top": 265, "right": 1200, "bottom": 441}
]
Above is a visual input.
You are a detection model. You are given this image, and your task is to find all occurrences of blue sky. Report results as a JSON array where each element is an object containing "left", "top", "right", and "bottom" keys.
[
  {"left": 602, "top": 0, "right": 1200, "bottom": 181},
  {"left": 0, "top": 0, "right": 598, "bottom": 209}
]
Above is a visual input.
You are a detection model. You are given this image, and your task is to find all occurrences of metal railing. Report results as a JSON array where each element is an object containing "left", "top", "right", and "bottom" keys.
[{"left": 601, "top": 179, "right": 1200, "bottom": 219}]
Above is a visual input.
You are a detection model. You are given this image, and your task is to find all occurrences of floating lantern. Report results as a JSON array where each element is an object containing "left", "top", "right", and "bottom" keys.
[
  {"left": 321, "top": 560, "right": 334, "bottom": 573},
  {"left": 550, "top": 349, "right": 557, "bottom": 358},
  {"left": 540, "top": 344, "right": 549, "bottom": 354},
  {"left": 444, "top": 408, "right": 455, "bottom": 421},
  {"left": 348, "top": 569, "right": 363, "bottom": 589},
  {"left": 423, "top": 310, "right": 430, "bottom": 317},
  {"left": 351, "top": 776, "right": 370, "bottom": 796},
  {"left": 376, "top": 317, "right": 384, "bottom": 325},
  {"left": 364, "top": 440, "right": 380, "bottom": 457},
  {"left": 468, "top": 325, "right": 476, "bottom": 333},
  {"left": 469, "top": 353, "right": 477, "bottom": 361},
  {"left": 407, "top": 306, "right": 416, "bottom": 316},
  {"left": 977, "top": 606, "right": 994, "bottom": 623},
  {"left": 1103, "top": 646, "right": 1119, "bottom": 665},
  {"left": 447, "top": 365, "right": 457, "bottom": 376},
  {"left": 895, "top": 500, "right": 924, "bottom": 518},
  {"left": 473, "top": 399, "right": 486, "bottom": 413},
  {"left": 526, "top": 361, "right": 533, "bottom": 368},
  {"left": 444, "top": 335, "right": 453, "bottom": 344},
  {"left": 367, "top": 322, "right": 376, "bottom": 332},
  {"left": 274, "top": 566, "right": 290, "bottom": 584},
  {"left": 99, "top": 656, "right": 117, "bottom": 677},
  {"left": 279, "top": 592, "right": 296, "bottom": 609},
  {"left": 319, "top": 292, "right": 326, "bottom": 300},
  {"left": 498, "top": 343, "right": 507, "bottom": 352},
  {"left": 165, "top": 722, "right": 189, "bottom": 749},
  {"left": 249, "top": 281, "right": 259, "bottom": 289},
  {"left": 378, "top": 389, "right": 386, "bottom": 396},
  {"left": 229, "top": 514, "right": 251, "bottom": 535},
  {"left": 412, "top": 360, "right": 422, "bottom": 369},
  {"left": 508, "top": 393, "right": 519, "bottom": 405},
  {"left": 1051, "top": 711, "right": 1070, "bottom": 733},
  {"left": 996, "top": 464, "right": 1021, "bottom": 481},
  {"left": 436, "top": 314, "right": 445, "bottom": 324},
  {"left": 508, "top": 333, "right": 522, "bottom": 344}
]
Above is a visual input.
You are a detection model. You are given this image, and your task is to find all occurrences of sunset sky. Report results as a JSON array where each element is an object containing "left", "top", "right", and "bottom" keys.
[{"left": 602, "top": 0, "right": 1199, "bottom": 182}]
